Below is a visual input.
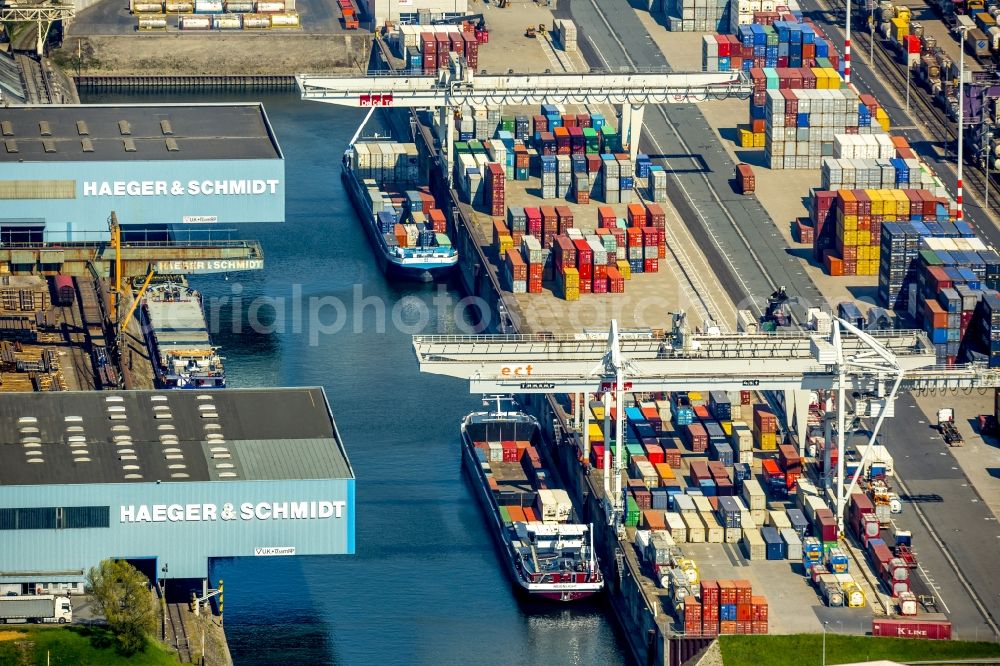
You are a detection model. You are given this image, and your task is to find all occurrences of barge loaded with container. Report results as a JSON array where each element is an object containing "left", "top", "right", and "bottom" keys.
[
  {"left": 461, "top": 399, "right": 603, "bottom": 602},
  {"left": 342, "top": 138, "right": 458, "bottom": 282},
  {"left": 141, "top": 283, "right": 225, "bottom": 389}
]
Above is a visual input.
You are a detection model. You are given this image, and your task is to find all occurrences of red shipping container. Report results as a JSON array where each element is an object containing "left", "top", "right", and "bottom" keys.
[
  {"left": 719, "top": 580, "right": 737, "bottom": 605},
  {"left": 528, "top": 277, "right": 542, "bottom": 294},
  {"left": 736, "top": 604, "right": 752, "bottom": 621},
  {"left": 872, "top": 618, "right": 952, "bottom": 640},
  {"left": 556, "top": 205, "right": 574, "bottom": 232},
  {"left": 751, "top": 596, "right": 768, "bottom": 621},
  {"left": 700, "top": 579, "right": 719, "bottom": 604},
  {"left": 607, "top": 267, "right": 624, "bottom": 293},
  {"left": 644, "top": 258, "right": 658, "bottom": 273},
  {"left": 598, "top": 205, "right": 616, "bottom": 228},
  {"left": 751, "top": 620, "right": 768, "bottom": 634},
  {"left": 690, "top": 460, "right": 710, "bottom": 483},
  {"left": 734, "top": 579, "right": 752, "bottom": 605},
  {"left": 449, "top": 32, "right": 464, "bottom": 55}
]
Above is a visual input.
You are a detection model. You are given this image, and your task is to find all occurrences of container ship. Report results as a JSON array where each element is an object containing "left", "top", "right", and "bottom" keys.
[
  {"left": 342, "top": 138, "right": 458, "bottom": 282},
  {"left": 461, "top": 398, "right": 604, "bottom": 601},
  {"left": 141, "top": 283, "right": 225, "bottom": 389}
]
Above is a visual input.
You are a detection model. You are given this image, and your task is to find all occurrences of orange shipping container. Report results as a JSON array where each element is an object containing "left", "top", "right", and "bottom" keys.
[
  {"left": 508, "top": 505, "right": 526, "bottom": 522},
  {"left": 655, "top": 462, "right": 675, "bottom": 483},
  {"left": 523, "top": 506, "right": 538, "bottom": 522},
  {"left": 825, "top": 253, "right": 844, "bottom": 276},
  {"left": 642, "top": 509, "right": 666, "bottom": 530}
]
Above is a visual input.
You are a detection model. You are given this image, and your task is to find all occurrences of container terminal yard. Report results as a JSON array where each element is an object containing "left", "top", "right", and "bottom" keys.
[
  {"left": 298, "top": 0, "right": 1000, "bottom": 660},
  {"left": 3, "top": 0, "right": 1000, "bottom": 661}
]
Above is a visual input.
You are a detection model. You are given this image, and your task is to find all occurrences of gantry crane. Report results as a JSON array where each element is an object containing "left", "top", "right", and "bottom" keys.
[
  {"left": 0, "top": 0, "right": 75, "bottom": 55},
  {"left": 412, "top": 318, "right": 1000, "bottom": 534},
  {"left": 296, "top": 56, "right": 753, "bottom": 183}
]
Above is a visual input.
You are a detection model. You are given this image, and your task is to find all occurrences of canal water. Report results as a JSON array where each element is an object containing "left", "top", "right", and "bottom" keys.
[{"left": 82, "top": 90, "right": 628, "bottom": 665}]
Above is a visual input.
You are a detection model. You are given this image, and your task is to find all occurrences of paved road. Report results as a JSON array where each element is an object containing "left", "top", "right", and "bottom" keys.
[
  {"left": 560, "top": 0, "right": 827, "bottom": 322},
  {"left": 561, "top": 0, "right": 1000, "bottom": 637},
  {"left": 877, "top": 394, "right": 1000, "bottom": 639}
]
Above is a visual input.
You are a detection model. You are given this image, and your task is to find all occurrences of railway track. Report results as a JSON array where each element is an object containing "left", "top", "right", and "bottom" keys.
[
  {"left": 813, "top": 0, "right": 1000, "bottom": 233},
  {"left": 165, "top": 602, "right": 192, "bottom": 663},
  {"left": 15, "top": 53, "right": 51, "bottom": 104}
]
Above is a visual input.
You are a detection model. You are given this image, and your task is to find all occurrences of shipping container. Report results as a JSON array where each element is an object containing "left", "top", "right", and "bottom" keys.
[
  {"left": 178, "top": 14, "right": 210, "bottom": 28},
  {"left": 872, "top": 616, "right": 952, "bottom": 640}
]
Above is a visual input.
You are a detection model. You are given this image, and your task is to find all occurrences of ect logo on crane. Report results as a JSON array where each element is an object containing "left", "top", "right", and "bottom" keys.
[
  {"left": 600, "top": 381, "right": 633, "bottom": 392},
  {"left": 359, "top": 94, "right": 394, "bottom": 107}
]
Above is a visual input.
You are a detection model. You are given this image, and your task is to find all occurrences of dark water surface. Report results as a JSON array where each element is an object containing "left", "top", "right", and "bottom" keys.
[{"left": 82, "top": 90, "right": 628, "bottom": 665}]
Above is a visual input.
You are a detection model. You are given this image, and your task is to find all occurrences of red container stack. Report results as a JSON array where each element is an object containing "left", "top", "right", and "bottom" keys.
[
  {"left": 555, "top": 205, "right": 574, "bottom": 234},
  {"left": 598, "top": 206, "right": 617, "bottom": 228},
  {"left": 644, "top": 202, "right": 667, "bottom": 258},
  {"left": 525, "top": 207, "right": 542, "bottom": 237},
  {"left": 684, "top": 423, "right": 708, "bottom": 453},
  {"left": 428, "top": 208, "right": 447, "bottom": 233},
  {"left": 421, "top": 32, "right": 437, "bottom": 74},
  {"left": 435, "top": 33, "right": 450, "bottom": 69},
  {"left": 541, "top": 206, "right": 559, "bottom": 247},
  {"left": 461, "top": 31, "right": 478, "bottom": 69},
  {"left": 607, "top": 266, "right": 624, "bottom": 293},
  {"left": 574, "top": 239, "right": 593, "bottom": 294},
  {"left": 485, "top": 163, "right": 505, "bottom": 217}
]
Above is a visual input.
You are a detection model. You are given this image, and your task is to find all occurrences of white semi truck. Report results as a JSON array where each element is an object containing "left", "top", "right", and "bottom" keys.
[{"left": 0, "top": 595, "right": 72, "bottom": 624}]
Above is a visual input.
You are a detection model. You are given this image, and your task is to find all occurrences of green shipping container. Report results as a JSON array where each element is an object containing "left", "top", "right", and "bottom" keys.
[
  {"left": 469, "top": 140, "right": 484, "bottom": 153},
  {"left": 454, "top": 142, "right": 469, "bottom": 154},
  {"left": 500, "top": 506, "right": 512, "bottom": 524},
  {"left": 626, "top": 495, "right": 640, "bottom": 527},
  {"left": 919, "top": 249, "right": 941, "bottom": 266},
  {"left": 435, "top": 233, "right": 451, "bottom": 247}
]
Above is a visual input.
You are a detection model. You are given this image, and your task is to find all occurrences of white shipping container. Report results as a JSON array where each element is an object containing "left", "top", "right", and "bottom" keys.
[
  {"left": 701, "top": 511, "right": 724, "bottom": 543},
  {"left": 692, "top": 495, "right": 713, "bottom": 514},
  {"left": 134, "top": 2, "right": 164, "bottom": 12},
  {"left": 138, "top": 15, "right": 167, "bottom": 27},
  {"left": 741, "top": 478, "right": 765, "bottom": 511},
  {"left": 178, "top": 14, "right": 210, "bottom": 27},
  {"left": 781, "top": 527, "right": 803, "bottom": 560},
  {"left": 213, "top": 14, "right": 241, "bottom": 28},
  {"left": 741, "top": 528, "right": 766, "bottom": 560},
  {"left": 683, "top": 512, "right": 705, "bottom": 543},
  {"left": 165, "top": 1, "right": 193, "bottom": 10},
  {"left": 767, "top": 510, "right": 791, "bottom": 530},
  {"left": 193, "top": 0, "right": 222, "bottom": 11},
  {"left": 665, "top": 512, "right": 687, "bottom": 543}
]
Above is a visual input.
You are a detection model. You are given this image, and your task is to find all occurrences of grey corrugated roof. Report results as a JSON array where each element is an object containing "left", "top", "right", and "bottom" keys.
[
  {"left": 222, "top": 438, "right": 353, "bottom": 481},
  {"left": 0, "top": 104, "right": 282, "bottom": 162},
  {"left": 0, "top": 387, "right": 352, "bottom": 486}
]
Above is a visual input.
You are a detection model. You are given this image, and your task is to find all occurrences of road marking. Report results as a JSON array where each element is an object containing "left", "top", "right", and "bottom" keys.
[
  {"left": 892, "top": 471, "right": 999, "bottom": 637},
  {"left": 582, "top": 11, "right": 776, "bottom": 319}
]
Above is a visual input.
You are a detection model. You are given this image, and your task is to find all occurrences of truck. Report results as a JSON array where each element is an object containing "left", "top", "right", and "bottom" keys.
[
  {"left": 0, "top": 595, "right": 72, "bottom": 624},
  {"left": 937, "top": 408, "right": 964, "bottom": 446}
]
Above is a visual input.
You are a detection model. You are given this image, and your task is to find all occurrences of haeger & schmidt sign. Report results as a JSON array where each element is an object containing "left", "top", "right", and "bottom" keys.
[
  {"left": 83, "top": 179, "right": 281, "bottom": 197},
  {"left": 120, "top": 500, "right": 347, "bottom": 523}
]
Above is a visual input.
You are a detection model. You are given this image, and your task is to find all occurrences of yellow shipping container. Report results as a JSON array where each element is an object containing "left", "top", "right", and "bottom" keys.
[
  {"left": 812, "top": 67, "right": 826, "bottom": 89},
  {"left": 753, "top": 132, "right": 766, "bottom": 148},
  {"left": 893, "top": 190, "right": 909, "bottom": 215},
  {"left": 722, "top": 421, "right": 733, "bottom": 436},
  {"left": 655, "top": 463, "right": 675, "bottom": 483},
  {"left": 617, "top": 259, "right": 631, "bottom": 280},
  {"left": 499, "top": 235, "right": 514, "bottom": 254},
  {"left": 688, "top": 391, "right": 703, "bottom": 403},
  {"left": 876, "top": 107, "right": 890, "bottom": 132},
  {"left": 891, "top": 17, "right": 909, "bottom": 42},
  {"left": 738, "top": 128, "right": 754, "bottom": 148},
  {"left": 591, "top": 402, "right": 604, "bottom": 422},
  {"left": 857, "top": 260, "right": 870, "bottom": 275},
  {"left": 564, "top": 289, "right": 580, "bottom": 302},
  {"left": 588, "top": 423, "right": 604, "bottom": 443},
  {"left": 869, "top": 246, "right": 880, "bottom": 261},
  {"left": 826, "top": 68, "right": 841, "bottom": 88},
  {"left": 857, "top": 245, "right": 869, "bottom": 261},
  {"left": 843, "top": 230, "right": 858, "bottom": 246},
  {"left": 857, "top": 230, "right": 871, "bottom": 245},
  {"left": 868, "top": 259, "right": 880, "bottom": 275},
  {"left": 841, "top": 214, "right": 857, "bottom": 231},
  {"left": 870, "top": 190, "right": 883, "bottom": 215},
  {"left": 757, "top": 431, "right": 777, "bottom": 451}
]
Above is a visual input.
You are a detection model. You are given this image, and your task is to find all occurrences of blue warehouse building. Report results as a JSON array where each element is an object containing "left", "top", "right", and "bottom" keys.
[
  {"left": 0, "top": 387, "right": 353, "bottom": 594},
  {"left": 0, "top": 104, "right": 285, "bottom": 243}
]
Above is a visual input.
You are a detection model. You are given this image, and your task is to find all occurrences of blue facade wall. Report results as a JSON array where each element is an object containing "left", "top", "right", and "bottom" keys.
[
  {"left": 0, "top": 478, "right": 353, "bottom": 582},
  {"left": 0, "top": 158, "right": 285, "bottom": 241}
]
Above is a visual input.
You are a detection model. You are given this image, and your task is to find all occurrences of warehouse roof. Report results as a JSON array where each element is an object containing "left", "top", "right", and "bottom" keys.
[
  {"left": 0, "top": 387, "right": 353, "bottom": 485},
  {"left": 0, "top": 104, "right": 282, "bottom": 162}
]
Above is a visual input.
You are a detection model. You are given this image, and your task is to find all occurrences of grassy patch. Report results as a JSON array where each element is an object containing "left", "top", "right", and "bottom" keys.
[
  {"left": 0, "top": 625, "right": 179, "bottom": 665},
  {"left": 719, "top": 634, "right": 1000, "bottom": 666}
]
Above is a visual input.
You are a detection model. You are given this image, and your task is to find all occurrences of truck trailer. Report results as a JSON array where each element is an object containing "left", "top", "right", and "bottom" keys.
[{"left": 0, "top": 595, "right": 72, "bottom": 624}]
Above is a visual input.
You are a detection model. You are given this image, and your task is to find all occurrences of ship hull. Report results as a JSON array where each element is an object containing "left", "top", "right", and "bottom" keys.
[
  {"left": 341, "top": 166, "right": 456, "bottom": 283},
  {"left": 461, "top": 414, "right": 603, "bottom": 602}
]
